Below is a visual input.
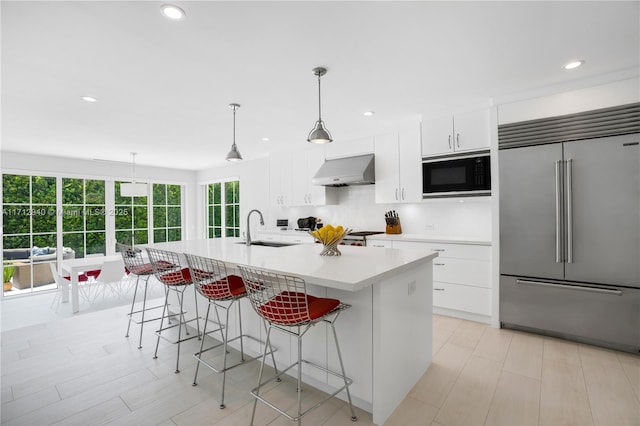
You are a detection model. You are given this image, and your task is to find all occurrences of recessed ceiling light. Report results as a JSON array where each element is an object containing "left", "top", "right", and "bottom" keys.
[
  {"left": 81, "top": 96, "right": 97, "bottom": 103},
  {"left": 161, "top": 4, "right": 185, "bottom": 20},
  {"left": 363, "top": 111, "right": 375, "bottom": 116},
  {"left": 262, "top": 137, "right": 270, "bottom": 142},
  {"left": 563, "top": 60, "right": 585, "bottom": 70}
]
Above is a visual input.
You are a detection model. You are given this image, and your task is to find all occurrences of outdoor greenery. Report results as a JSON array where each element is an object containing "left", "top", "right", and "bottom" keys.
[
  {"left": 2, "top": 173, "right": 185, "bottom": 293},
  {"left": 3, "top": 263, "right": 15, "bottom": 283}
]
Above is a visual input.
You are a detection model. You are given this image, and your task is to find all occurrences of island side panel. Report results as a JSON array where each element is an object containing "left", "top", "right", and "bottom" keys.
[
  {"left": 326, "top": 285, "right": 374, "bottom": 407},
  {"left": 372, "top": 260, "right": 433, "bottom": 425}
]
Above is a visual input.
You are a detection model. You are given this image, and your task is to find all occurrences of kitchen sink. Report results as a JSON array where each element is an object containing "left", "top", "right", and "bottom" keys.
[{"left": 236, "top": 240, "right": 299, "bottom": 247}]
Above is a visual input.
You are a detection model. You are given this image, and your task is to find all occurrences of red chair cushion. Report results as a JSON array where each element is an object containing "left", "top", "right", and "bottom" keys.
[
  {"left": 258, "top": 291, "right": 340, "bottom": 325},
  {"left": 63, "top": 273, "right": 89, "bottom": 282},
  {"left": 86, "top": 269, "right": 101, "bottom": 278},
  {"left": 158, "top": 267, "right": 192, "bottom": 286},
  {"left": 128, "top": 263, "right": 153, "bottom": 275},
  {"left": 199, "top": 275, "right": 246, "bottom": 300}
]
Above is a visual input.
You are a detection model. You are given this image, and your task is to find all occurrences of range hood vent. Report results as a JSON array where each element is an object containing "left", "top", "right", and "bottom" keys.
[{"left": 312, "top": 153, "right": 375, "bottom": 187}]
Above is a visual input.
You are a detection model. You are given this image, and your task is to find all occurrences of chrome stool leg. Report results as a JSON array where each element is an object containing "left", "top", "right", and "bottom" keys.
[{"left": 330, "top": 320, "right": 357, "bottom": 421}]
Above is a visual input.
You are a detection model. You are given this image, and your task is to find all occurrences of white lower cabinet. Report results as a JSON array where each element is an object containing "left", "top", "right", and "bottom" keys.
[
  {"left": 432, "top": 282, "right": 491, "bottom": 316},
  {"left": 379, "top": 239, "right": 492, "bottom": 320}
]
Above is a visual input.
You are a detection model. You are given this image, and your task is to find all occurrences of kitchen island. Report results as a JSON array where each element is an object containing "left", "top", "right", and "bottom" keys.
[{"left": 148, "top": 238, "right": 437, "bottom": 425}]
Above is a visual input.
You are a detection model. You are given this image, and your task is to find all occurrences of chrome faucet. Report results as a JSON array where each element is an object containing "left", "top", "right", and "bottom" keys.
[{"left": 246, "top": 209, "right": 264, "bottom": 246}]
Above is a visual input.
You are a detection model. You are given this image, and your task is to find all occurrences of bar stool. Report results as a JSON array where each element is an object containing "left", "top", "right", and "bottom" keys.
[
  {"left": 118, "top": 243, "right": 162, "bottom": 349},
  {"left": 237, "top": 264, "right": 357, "bottom": 425},
  {"left": 184, "top": 253, "right": 278, "bottom": 409},
  {"left": 146, "top": 247, "right": 201, "bottom": 373}
]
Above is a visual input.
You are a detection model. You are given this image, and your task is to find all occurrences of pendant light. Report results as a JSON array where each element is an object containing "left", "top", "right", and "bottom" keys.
[
  {"left": 307, "top": 67, "right": 333, "bottom": 144},
  {"left": 225, "top": 103, "right": 243, "bottom": 162},
  {"left": 120, "top": 152, "right": 148, "bottom": 197}
]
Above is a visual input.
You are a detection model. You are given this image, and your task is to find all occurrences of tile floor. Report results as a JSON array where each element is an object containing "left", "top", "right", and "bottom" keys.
[{"left": 1, "top": 289, "right": 639, "bottom": 425}]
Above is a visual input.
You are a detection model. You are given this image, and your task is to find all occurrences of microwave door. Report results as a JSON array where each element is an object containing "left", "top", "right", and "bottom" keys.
[{"left": 422, "top": 155, "right": 491, "bottom": 197}]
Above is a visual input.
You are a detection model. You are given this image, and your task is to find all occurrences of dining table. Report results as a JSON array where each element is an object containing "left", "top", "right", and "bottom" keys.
[{"left": 61, "top": 254, "right": 121, "bottom": 313}]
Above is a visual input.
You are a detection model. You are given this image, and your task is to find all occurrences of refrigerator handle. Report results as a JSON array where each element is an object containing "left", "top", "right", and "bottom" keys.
[
  {"left": 555, "top": 160, "right": 563, "bottom": 263},
  {"left": 566, "top": 159, "right": 573, "bottom": 263}
]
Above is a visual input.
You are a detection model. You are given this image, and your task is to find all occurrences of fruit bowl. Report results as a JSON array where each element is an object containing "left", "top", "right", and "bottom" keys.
[{"left": 309, "top": 224, "right": 351, "bottom": 256}]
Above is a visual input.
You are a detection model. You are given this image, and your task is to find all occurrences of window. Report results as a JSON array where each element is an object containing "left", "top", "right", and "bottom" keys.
[
  {"left": 207, "top": 180, "right": 240, "bottom": 238},
  {"left": 62, "top": 178, "right": 106, "bottom": 257},
  {"left": 152, "top": 183, "right": 182, "bottom": 243},
  {"left": 2, "top": 174, "right": 57, "bottom": 294},
  {"left": 114, "top": 181, "right": 148, "bottom": 246}
]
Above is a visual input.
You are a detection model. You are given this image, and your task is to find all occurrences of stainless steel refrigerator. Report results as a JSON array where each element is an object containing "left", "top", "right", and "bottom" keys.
[{"left": 499, "top": 104, "right": 640, "bottom": 353}]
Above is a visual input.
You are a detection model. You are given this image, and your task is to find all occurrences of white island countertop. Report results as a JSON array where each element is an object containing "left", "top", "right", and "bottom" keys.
[{"left": 150, "top": 238, "right": 438, "bottom": 292}]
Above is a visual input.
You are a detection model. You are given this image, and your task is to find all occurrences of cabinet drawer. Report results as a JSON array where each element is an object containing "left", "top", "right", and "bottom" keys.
[
  {"left": 433, "top": 258, "right": 491, "bottom": 288},
  {"left": 433, "top": 282, "right": 491, "bottom": 316},
  {"left": 398, "top": 241, "right": 490, "bottom": 261}
]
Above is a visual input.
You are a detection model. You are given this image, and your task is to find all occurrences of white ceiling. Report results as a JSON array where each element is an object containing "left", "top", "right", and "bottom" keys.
[{"left": 2, "top": 1, "right": 639, "bottom": 171}]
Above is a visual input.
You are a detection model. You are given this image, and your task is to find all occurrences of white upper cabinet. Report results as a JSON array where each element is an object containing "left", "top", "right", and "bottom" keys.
[
  {"left": 374, "top": 124, "right": 422, "bottom": 204},
  {"left": 289, "top": 148, "right": 337, "bottom": 207},
  {"left": 269, "top": 154, "right": 292, "bottom": 207},
  {"left": 422, "top": 108, "right": 490, "bottom": 156}
]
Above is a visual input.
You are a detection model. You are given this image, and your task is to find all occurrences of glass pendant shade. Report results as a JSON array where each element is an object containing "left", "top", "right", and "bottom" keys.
[
  {"left": 120, "top": 182, "right": 148, "bottom": 197},
  {"left": 307, "top": 66, "right": 332, "bottom": 144},
  {"left": 226, "top": 103, "right": 243, "bottom": 162},
  {"left": 307, "top": 120, "right": 333, "bottom": 144}
]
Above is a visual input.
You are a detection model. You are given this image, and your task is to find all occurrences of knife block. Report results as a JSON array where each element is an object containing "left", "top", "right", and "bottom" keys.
[{"left": 385, "top": 217, "right": 402, "bottom": 234}]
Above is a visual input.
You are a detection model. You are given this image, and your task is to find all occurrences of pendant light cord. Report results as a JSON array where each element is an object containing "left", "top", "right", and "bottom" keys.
[
  {"left": 317, "top": 73, "right": 322, "bottom": 121},
  {"left": 131, "top": 152, "right": 137, "bottom": 183},
  {"left": 232, "top": 106, "right": 237, "bottom": 148}
]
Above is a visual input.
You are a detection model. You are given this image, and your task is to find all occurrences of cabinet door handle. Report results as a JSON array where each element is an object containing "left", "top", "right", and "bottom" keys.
[
  {"left": 434, "top": 263, "right": 445, "bottom": 266},
  {"left": 566, "top": 159, "right": 573, "bottom": 264},
  {"left": 308, "top": 193, "right": 311, "bottom": 204},
  {"left": 456, "top": 133, "right": 460, "bottom": 148},
  {"left": 372, "top": 244, "right": 385, "bottom": 248},
  {"left": 401, "top": 188, "right": 405, "bottom": 200},
  {"left": 432, "top": 248, "right": 445, "bottom": 252},
  {"left": 434, "top": 288, "right": 445, "bottom": 291},
  {"left": 516, "top": 279, "right": 622, "bottom": 296},
  {"left": 448, "top": 135, "right": 452, "bottom": 149},
  {"left": 395, "top": 188, "right": 398, "bottom": 200},
  {"left": 555, "top": 160, "right": 563, "bottom": 263}
]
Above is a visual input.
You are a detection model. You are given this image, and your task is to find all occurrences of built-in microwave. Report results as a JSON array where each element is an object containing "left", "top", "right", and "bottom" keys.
[{"left": 422, "top": 153, "right": 491, "bottom": 198}]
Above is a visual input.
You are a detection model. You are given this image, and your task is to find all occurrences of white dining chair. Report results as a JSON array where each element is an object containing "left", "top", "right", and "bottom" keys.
[{"left": 92, "top": 258, "right": 127, "bottom": 301}]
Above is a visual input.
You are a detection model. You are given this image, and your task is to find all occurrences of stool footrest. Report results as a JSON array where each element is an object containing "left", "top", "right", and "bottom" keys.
[
  {"left": 127, "top": 303, "right": 171, "bottom": 325},
  {"left": 250, "top": 358, "right": 354, "bottom": 422},
  {"left": 193, "top": 334, "right": 277, "bottom": 374},
  {"left": 155, "top": 316, "right": 202, "bottom": 345}
]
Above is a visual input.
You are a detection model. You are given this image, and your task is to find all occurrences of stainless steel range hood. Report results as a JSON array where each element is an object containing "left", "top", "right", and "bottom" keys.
[{"left": 312, "top": 153, "right": 375, "bottom": 186}]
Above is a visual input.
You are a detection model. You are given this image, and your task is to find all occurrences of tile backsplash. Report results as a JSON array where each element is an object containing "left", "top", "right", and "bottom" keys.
[{"left": 268, "top": 185, "right": 491, "bottom": 239}]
